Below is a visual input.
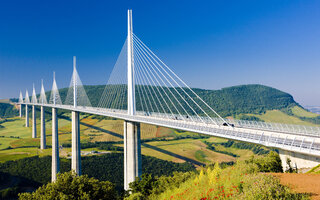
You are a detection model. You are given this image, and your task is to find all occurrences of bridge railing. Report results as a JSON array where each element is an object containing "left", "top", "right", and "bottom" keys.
[
  {"left": 224, "top": 118, "right": 320, "bottom": 137},
  {"left": 22, "top": 103, "right": 320, "bottom": 155},
  {"left": 133, "top": 110, "right": 320, "bottom": 137},
  {"left": 132, "top": 111, "right": 320, "bottom": 155},
  {"left": 36, "top": 102, "right": 320, "bottom": 138}
]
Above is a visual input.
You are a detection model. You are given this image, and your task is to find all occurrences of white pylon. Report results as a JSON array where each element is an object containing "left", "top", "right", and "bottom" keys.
[
  {"left": 49, "top": 72, "right": 62, "bottom": 105},
  {"left": 73, "top": 56, "right": 77, "bottom": 108},
  {"left": 19, "top": 91, "right": 24, "bottom": 103},
  {"left": 127, "top": 9, "right": 135, "bottom": 116},
  {"left": 31, "top": 84, "right": 38, "bottom": 104},
  {"left": 25, "top": 90, "right": 30, "bottom": 103},
  {"left": 39, "top": 79, "right": 47, "bottom": 104},
  {"left": 64, "top": 57, "right": 91, "bottom": 107}
]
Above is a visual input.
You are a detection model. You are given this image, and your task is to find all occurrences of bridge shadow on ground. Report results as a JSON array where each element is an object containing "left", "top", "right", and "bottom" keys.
[
  {"left": 141, "top": 143, "right": 204, "bottom": 166},
  {"left": 44, "top": 111, "right": 123, "bottom": 139},
  {"left": 46, "top": 112, "right": 204, "bottom": 166},
  {"left": 80, "top": 120, "right": 204, "bottom": 166},
  {"left": 80, "top": 122, "right": 123, "bottom": 139}
]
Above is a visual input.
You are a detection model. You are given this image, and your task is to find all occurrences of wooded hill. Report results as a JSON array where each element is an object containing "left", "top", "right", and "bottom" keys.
[{"left": 7, "top": 84, "right": 298, "bottom": 118}]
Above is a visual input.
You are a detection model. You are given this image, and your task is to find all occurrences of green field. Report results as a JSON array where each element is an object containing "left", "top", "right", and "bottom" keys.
[
  {"left": 291, "top": 106, "right": 319, "bottom": 118},
  {"left": 0, "top": 115, "right": 258, "bottom": 165},
  {"left": 246, "top": 110, "right": 319, "bottom": 126},
  {"left": 0, "top": 106, "right": 318, "bottom": 165}
]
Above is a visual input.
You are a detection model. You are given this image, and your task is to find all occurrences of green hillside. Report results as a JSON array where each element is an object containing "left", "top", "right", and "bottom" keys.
[
  {"left": 83, "top": 84, "right": 299, "bottom": 117},
  {"left": 9, "top": 84, "right": 299, "bottom": 116},
  {"left": 5, "top": 84, "right": 320, "bottom": 126},
  {"left": 0, "top": 103, "right": 18, "bottom": 118}
]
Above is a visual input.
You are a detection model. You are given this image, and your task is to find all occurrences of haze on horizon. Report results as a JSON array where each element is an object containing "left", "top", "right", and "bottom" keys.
[{"left": 0, "top": 0, "right": 319, "bottom": 106}]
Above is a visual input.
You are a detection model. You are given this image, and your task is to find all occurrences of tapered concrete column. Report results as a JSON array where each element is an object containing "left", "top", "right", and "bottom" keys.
[
  {"left": 40, "top": 106, "right": 46, "bottom": 149},
  {"left": 279, "top": 149, "right": 320, "bottom": 172},
  {"left": 32, "top": 106, "right": 36, "bottom": 138},
  {"left": 19, "top": 104, "right": 22, "bottom": 118},
  {"left": 72, "top": 111, "right": 81, "bottom": 175},
  {"left": 124, "top": 121, "right": 141, "bottom": 190},
  {"left": 25, "top": 105, "right": 29, "bottom": 127},
  {"left": 52, "top": 108, "right": 59, "bottom": 182}
]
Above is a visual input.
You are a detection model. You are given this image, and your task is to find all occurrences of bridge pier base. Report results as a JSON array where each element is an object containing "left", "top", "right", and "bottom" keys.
[
  {"left": 72, "top": 111, "right": 81, "bottom": 175},
  {"left": 52, "top": 108, "right": 59, "bottom": 182},
  {"left": 32, "top": 105, "right": 36, "bottom": 138},
  {"left": 124, "top": 121, "right": 141, "bottom": 191},
  {"left": 40, "top": 106, "right": 46, "bottom": 149},
  {"left": 279, "top": 149, "right": 320, "bottom": 172},
  {"left": 25, "top": 105, "right": 29, "bottom": 127}
]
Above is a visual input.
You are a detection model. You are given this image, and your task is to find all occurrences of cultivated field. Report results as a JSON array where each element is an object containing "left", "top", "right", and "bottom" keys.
[
  {"left": 0, "top": 115, "right": 256, "bottom": 165},
  {"left": 272, "top": 173, "right": 320, "bottom": 200}
]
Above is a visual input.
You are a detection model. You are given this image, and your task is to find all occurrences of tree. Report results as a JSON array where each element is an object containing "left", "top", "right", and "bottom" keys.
[
  {"left": 247, "top": 151, "right": 283, "bottom": 173},
  {"left": 18, "top": 171, "right": 117, "bottom": 200},
  {"left": 129, "top": 174, "right": 155, "bottom": 197},
  {"left": 285, "top": 158, "right": 298, "bottom": 173}
]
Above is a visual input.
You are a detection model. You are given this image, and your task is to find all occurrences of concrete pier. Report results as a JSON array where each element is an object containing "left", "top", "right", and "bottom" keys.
[
  {"left": 124, "top": 121, "right": 141, "bottom": 190},
  {"left": 25, "top": 105, "right": 29, "bottom": 127},
  {"left": 40, "top": 106, "right": 46, "bottom": 149},
  {"left": 279, "top": 149, "right": 320, "bottom": 172},
  {"left": 32, "top": 105, "right": 36, "bottom": 138},
  {"left": 19, "top": 104, "right": 22, "bottom": 118},
  {"left": 72, "top": 111, "right": 81, "bottom": 175},
  {"left": 52, "top": 108, "right": 59, "bottom": 182}
]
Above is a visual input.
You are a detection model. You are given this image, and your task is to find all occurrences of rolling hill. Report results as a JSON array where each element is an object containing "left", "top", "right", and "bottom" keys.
[{"left": 7, "top": 84, "right": 299, "bottom": 116}]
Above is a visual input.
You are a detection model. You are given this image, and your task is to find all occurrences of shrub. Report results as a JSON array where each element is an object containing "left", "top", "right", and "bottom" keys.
[
  {"left": 149, "top": 161, "right": 308, "bottom": 200},
  {"left": 247, "top": 151, "right": 283, "bottom": 173}
]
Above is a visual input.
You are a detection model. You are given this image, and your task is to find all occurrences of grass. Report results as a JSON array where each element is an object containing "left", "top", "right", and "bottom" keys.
[
  {"left": 152, "top": 162, "right": 309, "bottom": 200},
  {"left": 194, "top": 150, "right": 208, "bottom": 163},
  {"left": 291, "top": 106, "right": 319, "bottom": 118},
  {"left": 248, "top": 110, "right": 318, "bottom": 126},
  {"left": 306, "top": 164, "right": 320, "bottom": 174},
  {"left": 0, "top": 138, "right": 18, "bottom": 150},
  {"left": 0, "top": 147, "right": 52, "bottom": 162},
  {"left": 0, "top": 109, "right": 314, "bottom": 165},
  {"left": 140, "top": 139, "right": 236, "bottom": 165},
  {"left": 0, "top": 115, "right": 269, "bottom": 165},
  {"left": 212, "top": 145, "right": 254, "bottom": 160}
]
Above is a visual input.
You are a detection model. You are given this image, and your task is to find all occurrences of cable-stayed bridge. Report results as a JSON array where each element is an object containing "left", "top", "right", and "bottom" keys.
[{"left": 17, "top": 10, "right": 320, "bottom": 190}]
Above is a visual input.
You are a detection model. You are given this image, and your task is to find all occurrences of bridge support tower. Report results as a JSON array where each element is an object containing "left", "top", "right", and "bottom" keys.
[
  {"left": 71, "top": 111, "right": 81, "bottom": 175},
  {"left": 25, "top": 105, "right": 29, "bottom": 127},
  {"left": 32, "top": 105, "right": 36, "bottom": 138},
  {"left": 52, "top": 108, "right": 59, "bottom": 182},
  {"left": 124, "top": 121, "right": 141, "bottom": 190},
  {"left": 124, "top": 9, "right": 142, "bottom": 190},
  {"left": 40, "top": 106, "right": 46, "bottom": 149},
  {"left": 19, "top": 104, "right": 22, "bottom": 118}
]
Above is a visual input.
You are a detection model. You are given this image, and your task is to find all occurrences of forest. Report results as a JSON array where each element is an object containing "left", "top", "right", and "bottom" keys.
[
  {"left": 7, "top": 84, "right": 299, "bottom": 118},
  {"left": 0, "top": 153, "right": 195, "bottom": 199}
]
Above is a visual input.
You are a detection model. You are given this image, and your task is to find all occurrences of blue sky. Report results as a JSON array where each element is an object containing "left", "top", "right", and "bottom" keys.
[{"left": 0, "top": 0, "right": 319, "bottom": 106}]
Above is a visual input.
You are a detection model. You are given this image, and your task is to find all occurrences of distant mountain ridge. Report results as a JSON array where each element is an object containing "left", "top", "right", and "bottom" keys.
[{"left": 6, "top": 84, "right": 298, "bottom": 118}]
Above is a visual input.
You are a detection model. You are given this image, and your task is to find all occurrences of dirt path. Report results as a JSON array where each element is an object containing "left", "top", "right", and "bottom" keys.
[{"left": 272, "top": 173, "right": 320, "bottom": 200}]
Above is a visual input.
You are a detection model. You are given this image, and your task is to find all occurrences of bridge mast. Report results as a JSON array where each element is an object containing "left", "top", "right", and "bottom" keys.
[
  {"left": 25, "top": 90, "right": 29, "bottom": 127},
  {"left": 73, "top": 56, "right": 77, "bottom": 108},
  {"left": 19, "top": 91, "right": 23, "bottom": 118},
  {"left": 40, "top": 79, "right": 46, "bottom": 149},
  {"left": 51, "top": 72, "right": 59, "bottom": 182},
  {"left": 32, "top": 84, "right": 37, "bottom": 138},
  {"left": 71, "top": 56, "right": 81, "bottom": 176},
  {"left": 124, "top": 9, "right": 141, "bottom": 191},
  {"left": 127, "top": 9, "right": 135, "bottom": 115}
]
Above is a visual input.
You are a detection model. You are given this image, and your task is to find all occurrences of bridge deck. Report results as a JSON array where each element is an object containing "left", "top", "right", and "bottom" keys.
[{"left": 21, "top": 103, "right": 320, "bottom": 157}]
